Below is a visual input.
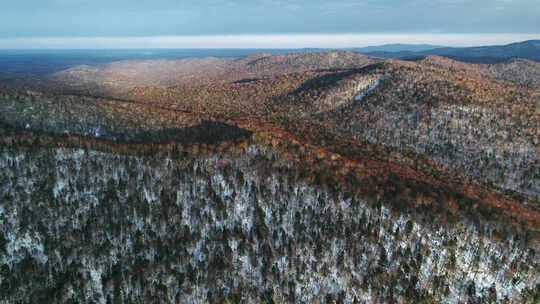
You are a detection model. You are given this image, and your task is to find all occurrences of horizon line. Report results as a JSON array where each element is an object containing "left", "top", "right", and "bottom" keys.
[{"left": 0, "top": 33, "right": 538, "bottom": 49}]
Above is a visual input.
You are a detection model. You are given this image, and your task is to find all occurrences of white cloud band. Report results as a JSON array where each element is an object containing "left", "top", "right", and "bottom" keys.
[{"left": 0, "top": 33, "right": 538, "bottom": 49}]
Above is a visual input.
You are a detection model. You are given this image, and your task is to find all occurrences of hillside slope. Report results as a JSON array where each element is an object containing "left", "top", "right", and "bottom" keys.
[{"left": 1, "top": 127, "right": 538, "bottom": 303}]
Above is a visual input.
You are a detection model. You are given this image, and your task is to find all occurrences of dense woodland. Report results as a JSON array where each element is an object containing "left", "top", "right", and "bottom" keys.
[{"left": 1, "top": 128, "right": 539, "bottom": 303}]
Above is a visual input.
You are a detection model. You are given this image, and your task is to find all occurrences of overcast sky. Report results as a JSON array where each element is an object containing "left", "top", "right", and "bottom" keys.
[{"left": 1, "top": 0, "right": 539, "bottom": 48}]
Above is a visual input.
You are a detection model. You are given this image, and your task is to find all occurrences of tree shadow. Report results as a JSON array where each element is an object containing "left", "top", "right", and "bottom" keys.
[{"left": 128, "top": 120, "right": 253, "bottom": 144}]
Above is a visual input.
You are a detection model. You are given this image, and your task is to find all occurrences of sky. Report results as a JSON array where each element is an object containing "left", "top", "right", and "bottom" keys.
[{"left": 1, "top": 0, "right": 539, "bottom": 48}]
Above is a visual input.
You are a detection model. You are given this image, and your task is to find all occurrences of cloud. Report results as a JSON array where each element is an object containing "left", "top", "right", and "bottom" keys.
[
  {"left": 0, "top": 0, "right": 538, "bottom": 37},
  {"left": 0, "top": 33, "right": 538, "bottom": 49}
]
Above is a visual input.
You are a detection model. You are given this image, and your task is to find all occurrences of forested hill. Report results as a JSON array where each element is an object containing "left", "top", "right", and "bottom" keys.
[{"left": 0, "top": 50, "right": 538, "bottom": 303}]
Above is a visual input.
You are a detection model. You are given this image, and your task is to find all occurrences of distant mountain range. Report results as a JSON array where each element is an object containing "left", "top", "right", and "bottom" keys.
[
  {"left": 0, "top": 40, "right": 538, "bottom": 77},
  {"left": 355, "top": 40, "right": 540, "bottom": 63},
  {"left": 348, "top": 43, "right": 443, "bottom": 53}
]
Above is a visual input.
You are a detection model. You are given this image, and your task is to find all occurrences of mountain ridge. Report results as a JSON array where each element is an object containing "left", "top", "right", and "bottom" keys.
[{"left": 358, "top": 40, "right": 540, "bottom": 63}]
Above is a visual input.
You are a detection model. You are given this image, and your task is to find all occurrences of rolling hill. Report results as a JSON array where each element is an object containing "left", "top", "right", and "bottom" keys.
[{"left": 0, "top": 50, "right": 538, "bottom": 303}]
